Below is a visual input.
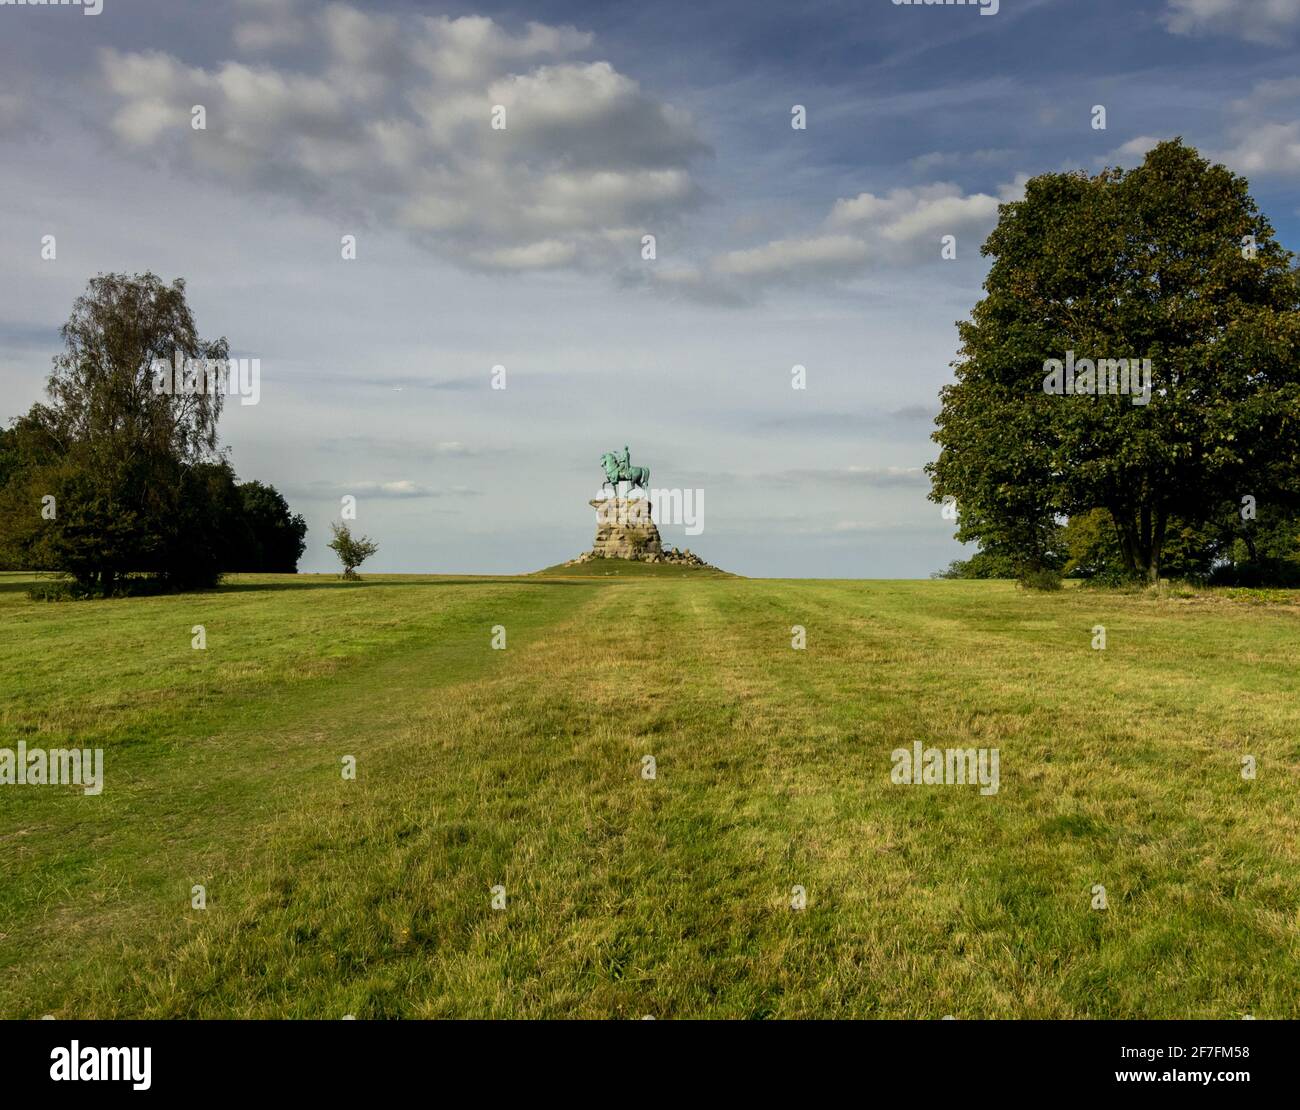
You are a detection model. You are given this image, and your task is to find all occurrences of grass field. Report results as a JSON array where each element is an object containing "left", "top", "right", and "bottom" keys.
[{"left": 2, "top": 569, "right": 1299, "bottom": 1019}]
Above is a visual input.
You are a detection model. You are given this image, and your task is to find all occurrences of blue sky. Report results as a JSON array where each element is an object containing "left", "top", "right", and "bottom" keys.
[{"left": 1, "top": 0, "right": 1297, "bottom": 575}]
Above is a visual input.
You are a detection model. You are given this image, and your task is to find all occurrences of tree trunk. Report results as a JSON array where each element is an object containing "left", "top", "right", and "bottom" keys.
[
  {"left": 1112, "top": 501, "right": 1165, "bottom": 583},
  {"left": 1110, "top": 506, "right": 1139, "bottom": 578},
  {"left": 1137, "top": 504, "right": 1152, "bottom": 577},
  {"left": 1148, "top": 509, "right": 1167, "bottom": 584}
]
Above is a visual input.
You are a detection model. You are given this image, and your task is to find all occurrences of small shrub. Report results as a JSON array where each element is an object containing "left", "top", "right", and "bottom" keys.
[
  {"left": 328, "top": 522, "right": 379, "bottom": 581},
  {"left": 27, "top": 581, "right": 77, "bottom": 601},
  {"left": 1018, "top": 568, "right": 1062, "bottom": 591},
  {"left": 26, "top": 574, "right": 215, "bottom": 601}
]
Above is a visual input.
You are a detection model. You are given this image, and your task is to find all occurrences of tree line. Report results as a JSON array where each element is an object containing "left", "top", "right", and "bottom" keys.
[{"left": 0, "top": 273, "right": 305, "bottom": 595}]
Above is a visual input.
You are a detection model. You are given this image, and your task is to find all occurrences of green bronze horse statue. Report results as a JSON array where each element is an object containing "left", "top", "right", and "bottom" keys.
[{"left": 599, "top": 450, "right": 650, "bottom": 497}]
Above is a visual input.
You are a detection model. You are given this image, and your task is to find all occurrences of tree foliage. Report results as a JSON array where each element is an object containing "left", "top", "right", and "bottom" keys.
[
  {"left": 327, "top": 523, "right": 378, "bottom": 580},
  {"left": 929, "top": 140, "right": 1300, "bottom": 583},
  {"left": 233, "top": 481, "right": 308, "bottom": 573},
  {"left": 0, "top": 273, "right": 307, "bottom": 591}
]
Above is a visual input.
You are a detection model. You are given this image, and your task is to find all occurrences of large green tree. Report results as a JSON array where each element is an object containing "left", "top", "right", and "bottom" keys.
[
  {"left": 1, "top": 273, "right": 312, "bottom": 590},
  {"left": 233, "top": 480, "right": 307, "bottom": 573},
  {"left": 929, "top": 140, "right": 1300, "bottom": 583},
  {"left": 0, "top": 273, "right": 229, "bottom": 591}
]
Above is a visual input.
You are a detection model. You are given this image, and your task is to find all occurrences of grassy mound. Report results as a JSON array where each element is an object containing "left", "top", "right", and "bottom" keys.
[{"left": 532, "top": 557, "right": 734, "bottom": 578}]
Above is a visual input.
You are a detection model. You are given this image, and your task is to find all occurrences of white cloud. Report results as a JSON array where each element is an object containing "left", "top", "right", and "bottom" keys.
[
  {"left": 655, "top": 177, "right": 1019, "bottom": 299},
  {"left": 108, "top": 96, "right": 188, "bottom": 147},
  {"left": 361, "top": 480, "right": 429, "bottom": 497},
  {"left": 410, "top": 15, "right": 594, "bottom": 86},
  {"left": 1099, "top": 135, "right": 1165, "bottom": 164},
  {"left": 335, "top": 480, "right": 479, "bottom": 498},
  {"left": 1217, "top": 120, "right": 1300, "bottom": 175},
  {"left": 469, "top": 239, "right": 579, "bottom": 271},
  {"left": 98, "top": 7, "right": 708, "bottom": 274},
  {"left": 713, "top": 234, "right": 869, "bottom": 279},
  {"left": 1214, "top": 77, "right": 1300, "bottom": 175},
  {"left": 882, "top": 194, "right": 998, "bottom": 244},
  {"left": 1230, "top": 76, "right": 1300, "bottom": 111},
  {"left": 997, "top": 174, "right": 1029, "bottom": 203},
  {"left": 233, "top": 0, "right": 309, "bottom": 52},
  {"left": 1162, "top": 0, "right": 1300, "bottom": 44},
  {"left": 828, "top": 183, "right": 1000, "bottom": 243}
]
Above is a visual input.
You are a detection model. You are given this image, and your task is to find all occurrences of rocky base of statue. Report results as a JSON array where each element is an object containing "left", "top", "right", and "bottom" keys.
[
  {"left": 563, "top": 546, "right": 714, "bottom": 568},
  {"left": 564, "top": 498, "right": 716, "bottom": 568}
]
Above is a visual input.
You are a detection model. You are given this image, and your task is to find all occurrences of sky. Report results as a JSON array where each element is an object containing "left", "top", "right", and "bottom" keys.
[{"left": 1, "top": 0, "right": 1297, "bottom": 576}]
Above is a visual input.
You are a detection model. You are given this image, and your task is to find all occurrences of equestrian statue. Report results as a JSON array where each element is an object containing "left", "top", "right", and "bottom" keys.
[{"left": 599, "top": 445, "right": 650, "bottom": 498}]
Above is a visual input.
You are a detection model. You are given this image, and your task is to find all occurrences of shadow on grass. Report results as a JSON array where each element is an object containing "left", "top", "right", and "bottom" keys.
[
  {"left": 215, "top": 577, "right": 595, "bottom": 595},
  {"left": 213, "top": 577, "right": 597, "bottom": 593},
  {"left": 0, "top": 571, "right": 601, "bottom": 599}
]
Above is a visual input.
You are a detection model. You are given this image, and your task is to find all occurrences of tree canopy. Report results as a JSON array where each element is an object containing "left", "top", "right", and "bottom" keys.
[
  {"left": 928, "top": 140, "right": 1300, "bottom": 584},
  {"left": 0, "top": 273, "right": 307, "bottom": 591},
  {"left": 328, "top": 523, "right": 378, "bottom": 581}
]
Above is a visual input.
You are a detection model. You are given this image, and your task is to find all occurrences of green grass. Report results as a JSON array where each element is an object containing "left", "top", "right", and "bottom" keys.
[{"left": 2, "top": 569, "right": 1299, "bottom": 1018}]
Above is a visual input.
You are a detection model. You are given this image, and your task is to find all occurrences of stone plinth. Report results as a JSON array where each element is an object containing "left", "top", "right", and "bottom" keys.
[
  {"left": 563, "top": 497, "right": 716, "bottom": 568},
  {"left": 587, "top": 497, "right": 662, "bottom": 559}
]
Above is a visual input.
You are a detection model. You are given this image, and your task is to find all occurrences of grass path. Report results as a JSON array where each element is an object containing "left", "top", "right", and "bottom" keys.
[{"left": 2, "top": 573, "right": 1298, "bottom": 1017}]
